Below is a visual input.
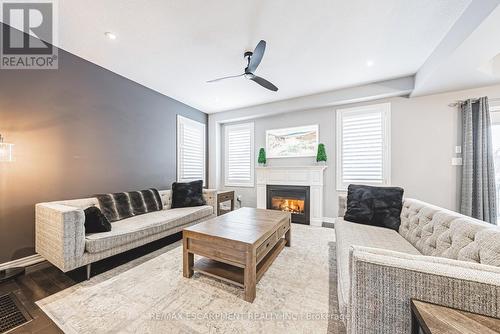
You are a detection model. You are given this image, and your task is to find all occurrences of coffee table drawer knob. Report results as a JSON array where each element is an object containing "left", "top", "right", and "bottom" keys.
[{"left": 279, "top": 221, "right": 289, "bottom": 237}]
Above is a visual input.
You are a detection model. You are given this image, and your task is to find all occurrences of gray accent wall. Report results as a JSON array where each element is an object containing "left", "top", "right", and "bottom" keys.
[{"left": 0, "top": 40, "right": 207, "bottom": 263}]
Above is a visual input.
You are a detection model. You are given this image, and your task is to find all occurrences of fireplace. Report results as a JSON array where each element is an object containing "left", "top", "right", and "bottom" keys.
[
  {"left": 257, "top": 166, "right": 326, "bottom": 226},
  {"left": 266, "top": 185, "right": 310, "bottom": 225}
]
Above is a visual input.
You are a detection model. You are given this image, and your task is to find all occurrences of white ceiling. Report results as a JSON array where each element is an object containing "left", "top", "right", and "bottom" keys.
[
  {"left": 54, "top": 0, "right": 471, "bottom": 113},
  {"left": 412, "top": 3, "right": 500, "bottom": 96}
]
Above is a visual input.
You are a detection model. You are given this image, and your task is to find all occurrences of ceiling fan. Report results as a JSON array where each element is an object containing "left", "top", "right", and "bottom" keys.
[{"left": 207, "top": 40, "right": 278, "bottom": 92}]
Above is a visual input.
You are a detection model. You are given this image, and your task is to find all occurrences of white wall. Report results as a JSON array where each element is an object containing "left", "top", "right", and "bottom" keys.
[
  {"left": 221, "top": 107, "right": 335, "bottom": 216},
  {"left": 208, "top": 77, "right": 415, "bottom": 190},
  {"left": 210, "top": 83, "right": 500, "bottom": 218}
]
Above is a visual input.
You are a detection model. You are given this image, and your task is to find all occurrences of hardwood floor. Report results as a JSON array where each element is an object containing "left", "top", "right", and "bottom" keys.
[
  {"left": 1, "top": 265, "right": 68, "bottom": 333},
  {"left": 0, "top": 233, "right": 182, "bottom": 333}
]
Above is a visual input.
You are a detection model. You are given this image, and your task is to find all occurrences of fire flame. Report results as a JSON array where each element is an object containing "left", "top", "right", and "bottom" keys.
[{"left": 271, "top": 197, "right": 304, "bottom": 214}]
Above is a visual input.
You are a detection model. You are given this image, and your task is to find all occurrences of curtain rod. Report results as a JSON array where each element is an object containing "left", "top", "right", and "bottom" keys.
[{"left": 448, "top": 97, "right": 500, "bottom": 108}]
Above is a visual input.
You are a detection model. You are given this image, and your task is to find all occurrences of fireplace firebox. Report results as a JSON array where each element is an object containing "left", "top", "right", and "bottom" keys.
[{"left": 266, "top": 185, "right": 310, "bottom": 225}]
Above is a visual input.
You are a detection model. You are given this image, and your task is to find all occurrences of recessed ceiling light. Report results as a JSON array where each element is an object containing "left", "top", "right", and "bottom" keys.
[
  {"left": 366, "top": 60, "right": 374, "bottom": 67},
  {"left": 104, "top": 32, "right": 117, "bottom": 40}
]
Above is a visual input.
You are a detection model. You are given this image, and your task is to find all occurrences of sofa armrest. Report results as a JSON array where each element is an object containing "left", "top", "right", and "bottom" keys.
[
  {"left": 203, "top": 189, "right": 217, "bottom": 216},
  {"left": 338, "top": 193, "right": 347, "bottom": 217},
  {"left": 348, "top": 246, "right": 500, "bottom": 334},
  {"left": 35, "top": 203, "right": 86, "bottom": 272}
]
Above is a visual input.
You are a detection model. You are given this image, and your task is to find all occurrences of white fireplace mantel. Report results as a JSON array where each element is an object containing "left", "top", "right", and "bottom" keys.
[{"left": 256, "top": 166, "right": 327, "bottom": 226}]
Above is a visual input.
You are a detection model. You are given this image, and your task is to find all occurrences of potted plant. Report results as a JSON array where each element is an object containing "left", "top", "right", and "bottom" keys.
[
  {"left": 258, "top": 148, "right": 267, "bottom": 166},
  {"left": 316, "top": 143, "right": 327, "bottom": 165}
]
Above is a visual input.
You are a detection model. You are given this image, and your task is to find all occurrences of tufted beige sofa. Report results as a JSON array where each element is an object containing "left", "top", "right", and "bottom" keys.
[
  {"left": 336, "top": 195, "right": 500, "bottom": 334},
  {"left": 35, "top": 189, "right": 217, "bottom": 279}
]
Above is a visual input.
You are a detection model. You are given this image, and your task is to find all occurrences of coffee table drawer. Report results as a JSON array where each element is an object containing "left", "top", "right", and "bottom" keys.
[
  {"left": 257, "top": 232, "right": 277, "bottom": 262},
  {"left": 189, "top": 238, "right": 246, "bottom": 266},
  {"left": 218, "top": 192, "right": 233, "bottom": 202},
  {"left": 277, "top": 219, "right": 290, "bottom": 238}
]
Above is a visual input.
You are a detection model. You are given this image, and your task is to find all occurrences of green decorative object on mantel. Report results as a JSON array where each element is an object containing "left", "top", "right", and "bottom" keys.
[
  {"left": 316, "top": 143, "right": 327, "bottom": 164},
  {"left": 258, "top": 147, "right": 267, "bottom": 165}
]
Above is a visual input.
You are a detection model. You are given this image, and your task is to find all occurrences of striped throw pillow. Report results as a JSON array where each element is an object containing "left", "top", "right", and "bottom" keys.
[{"left": 96, "top": 188, "right": 163, "bottom": 222}]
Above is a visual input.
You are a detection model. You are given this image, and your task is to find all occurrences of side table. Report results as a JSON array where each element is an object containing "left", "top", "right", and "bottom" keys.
[
  {"left": 411, "top": 299, "right": 500, "bottom": 334},
  {"left": 217, "top": 190, "right": 235, "bottom": 216}
]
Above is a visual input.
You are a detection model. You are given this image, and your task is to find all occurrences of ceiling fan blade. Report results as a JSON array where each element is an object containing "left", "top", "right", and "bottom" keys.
[
  {"left": 248, "top": 74, "right": 278, "bottom": 92},
  {"left": 207, "top": 74, "right": 244, "bottom": 83},
  {"left": 247, "top": 40, "right": 266, "bottom": 73}
]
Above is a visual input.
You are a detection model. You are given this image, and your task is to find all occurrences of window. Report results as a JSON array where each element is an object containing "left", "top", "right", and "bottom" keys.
[
  {"left": 224, "top": 122, "right": 254, "bottom": 187},
  {"left": 336, "top": 103, "right": 391, "bottom": 190},
  {"left": 491, "top": 101, "right": 500, "bottom": 112},
  {"left": 177, "top": 115, "right": 206, "bottom": 184}
]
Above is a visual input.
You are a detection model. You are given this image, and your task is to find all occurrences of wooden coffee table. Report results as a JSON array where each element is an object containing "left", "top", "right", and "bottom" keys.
[{"left": 182, "top": 207, "right": 291, "bottom": 302}]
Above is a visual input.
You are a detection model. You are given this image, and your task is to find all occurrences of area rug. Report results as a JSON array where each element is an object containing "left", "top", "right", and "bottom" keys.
[{"left": 37, "top": 224, "right": 346, "bottom": 333}]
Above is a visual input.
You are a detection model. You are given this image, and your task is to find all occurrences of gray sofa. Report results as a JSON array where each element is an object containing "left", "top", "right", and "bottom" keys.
[
  {"left": 35, "top": 189, "right": 217, "bottom": 279},
  {"left": 336, "top": 195, "right": 500, "bottom": 334}
]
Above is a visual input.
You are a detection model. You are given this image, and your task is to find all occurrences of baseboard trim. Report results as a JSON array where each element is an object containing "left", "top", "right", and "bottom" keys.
[
  {"left": 0, "top": 254, "right": 45, "bottom": 271},
  {"left": 322, "top": 217, "right": 336, "bottom": 224}
]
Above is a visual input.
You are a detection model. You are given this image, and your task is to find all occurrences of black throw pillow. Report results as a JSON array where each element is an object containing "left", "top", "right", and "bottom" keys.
[
  {"left": 344, "top": 184, "right": 404, "bottom": 231},
  {"left": 171, "top": 180, "right": 205, "bottom": 208},
  {"left": 96, "top": 188, "right": 163, "bottom": 222},
  {"left": 344, "top": 185, "right": 374, "bottom": 225},
  {"left": 125, "top": 189, "right": 163, "bottom": 215},
  {"left": 140, "top": 189, "right": 163, "bottom": 212},
  {"left": 84, "top": 206, "right": 111, "bottom": 233}
]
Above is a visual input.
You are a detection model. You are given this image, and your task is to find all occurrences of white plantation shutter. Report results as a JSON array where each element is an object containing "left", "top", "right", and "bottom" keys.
[
  {"left": 177, "top": 116, "right": 206, "bottom": 184},
  {"left": 224, "top": 123, "right": 254, "bottom": 187},
  {"left": 336, "top": 103, "right": 391, "bottom": 190}
]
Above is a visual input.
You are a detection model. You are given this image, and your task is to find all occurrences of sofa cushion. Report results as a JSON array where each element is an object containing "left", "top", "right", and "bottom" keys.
[
  {"left": 85, "top": 205, "right": 213, "bottom": 253},
  {"left": 334, "top": 218, "right": 421, "bottom": 317}
]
